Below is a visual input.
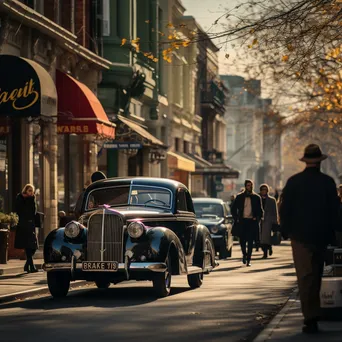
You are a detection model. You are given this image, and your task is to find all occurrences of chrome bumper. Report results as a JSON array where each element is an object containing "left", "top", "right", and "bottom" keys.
[
  {"left": 211, "top": 235, "right": 224, "bottom": 239},
  {"left": 43, "top": 262, "right": 167, "bottom": 273}
]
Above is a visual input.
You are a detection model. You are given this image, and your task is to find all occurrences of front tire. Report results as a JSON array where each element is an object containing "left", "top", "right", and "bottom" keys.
[
  {"left": 95, "top": 280, "right": 110, "bottom": 289},
  {"left": 187, "top": 272, "right": 203, "bottom": 288},
  {"left": 153, "top": 253, "right": 172, "bottom": 298},
  {"left": 47, "top": 271, "right": 70, "bottom": 298}
]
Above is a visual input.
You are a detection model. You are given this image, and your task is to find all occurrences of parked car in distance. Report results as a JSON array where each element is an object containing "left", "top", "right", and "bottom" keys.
[
  {"left": 44, "top": 178, "right": 217, "bottom": 298},
  {"left": 193, "top": 198, "right": 234, "bottom": 259}
]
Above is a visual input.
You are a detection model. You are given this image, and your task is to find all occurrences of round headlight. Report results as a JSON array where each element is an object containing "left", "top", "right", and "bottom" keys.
[
  {"left": 65, "top": 221, "right": 81, "bottom": 239},
  {"left": 211, "top": 226, "right": 219, "bottom": 234},
  {"left": 127, "top": 222, "right": 145, "bottom": 239}
]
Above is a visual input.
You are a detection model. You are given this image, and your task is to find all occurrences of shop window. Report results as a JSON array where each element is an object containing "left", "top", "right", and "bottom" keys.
[
  {"left": 0, "top": 136, "right": 8, "bottom": 213},
  {"left": 32, "top": 123, "right": 43, "bottom": 211},
  {"left": 175, "top": 138, "right": 181, "bottom": 152},
  {"left": 21, "top": 0, "right": 34, "bottom": 9},
  {"left": 57, "top": 135, "right": 65, "bottom": 211}
]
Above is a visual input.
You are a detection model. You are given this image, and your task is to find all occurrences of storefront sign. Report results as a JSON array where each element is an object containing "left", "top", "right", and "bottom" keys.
[
  {"left": 0, "top": 56, "right": 41, "bottom": 117},
  {"left": 103, "top": 141, "right": 143, "bottom": 150},
  {"left": 0, "top": 126, "right": 10, "bottom": 135},
  {"left": 57, "top": 125, "right": 90, "bottom": 134},
  {"left": 215, "top": 183, "right": 224, "bottom": 192}
]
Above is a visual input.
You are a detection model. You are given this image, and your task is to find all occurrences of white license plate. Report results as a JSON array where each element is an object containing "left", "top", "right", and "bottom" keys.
[{"left": 82, "top": 261, "right": 119, "bottom": 271}]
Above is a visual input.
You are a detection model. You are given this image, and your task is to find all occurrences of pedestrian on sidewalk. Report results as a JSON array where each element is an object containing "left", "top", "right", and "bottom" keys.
[
  {"left": 231, "top": 179, "right": 263, "bottom": 266},
  {"left": 14, "top": 184, "right": 38, "bottom": 273},
  {"left": 280, "top": 144, "right": 339, "bottom": 334},
  {"left": 74, "top": 171, "right": 107, "bottom": 219},
  {"left": 259, "top": 184, "right": 279, "bottom": 259}
]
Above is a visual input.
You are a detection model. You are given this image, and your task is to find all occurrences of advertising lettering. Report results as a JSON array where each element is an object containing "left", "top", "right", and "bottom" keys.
[
  {"left": 0, "top": 79, "right": 39, "bottom": 111},
  {"left": 57, "top": 125, "right": 90, "bottom": 134}
]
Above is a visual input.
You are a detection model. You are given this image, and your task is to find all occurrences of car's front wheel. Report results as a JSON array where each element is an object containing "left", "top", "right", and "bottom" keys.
[
  {"left": 187, "top": 272, "right": 203, "bottom": 288},
  {"left": 47, "top": 271, "right": 70, "bottom": 298},
  {"left": 95, "top": 280, "right": 110, "bottom": 289},
  {"left": 153, "top": 254, "right": 171, "bottom": 298}
]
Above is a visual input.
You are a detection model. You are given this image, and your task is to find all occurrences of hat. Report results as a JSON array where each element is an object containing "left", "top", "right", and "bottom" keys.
[
  {"left": 299, "top": 144, "right": 327, "bottom": 163},
  {"left": 91, "top": 171, "right": 107, "bottom": 183}
]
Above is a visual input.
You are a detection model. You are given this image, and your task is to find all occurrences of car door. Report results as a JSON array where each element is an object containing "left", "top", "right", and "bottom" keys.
[{"left": 175, "top": 189, "right": 197, "bottom": 266}]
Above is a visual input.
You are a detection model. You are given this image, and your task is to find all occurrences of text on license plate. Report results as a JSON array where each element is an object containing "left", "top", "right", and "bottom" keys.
[{"left": 82, "top": 261, "right": 119, "bottom": 271}]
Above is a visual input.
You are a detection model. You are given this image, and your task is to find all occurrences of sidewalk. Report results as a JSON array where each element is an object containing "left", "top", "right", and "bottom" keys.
[
  {"left": 0, "top": 259, "right": 88, "bottom": 304},
  {"left": 255, "top": 291, "right": 342, "bottom": 341}
]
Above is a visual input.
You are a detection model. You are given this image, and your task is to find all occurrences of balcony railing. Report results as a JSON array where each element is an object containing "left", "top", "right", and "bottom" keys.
[{"left": 200, "top": 81, "right": 226, "bottom": 108}]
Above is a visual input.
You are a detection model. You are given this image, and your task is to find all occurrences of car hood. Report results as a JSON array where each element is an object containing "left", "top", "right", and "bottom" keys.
[
  {"left": 80, "top": 206, "right": 173, "bottom": 220},
  {"left": 197, "top": 217, "right": 224, "bottom": 227}
]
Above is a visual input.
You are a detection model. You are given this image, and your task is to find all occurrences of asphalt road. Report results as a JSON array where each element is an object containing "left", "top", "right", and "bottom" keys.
[{"left": 0, "top": 242, "right": 297, "bottom": 342}]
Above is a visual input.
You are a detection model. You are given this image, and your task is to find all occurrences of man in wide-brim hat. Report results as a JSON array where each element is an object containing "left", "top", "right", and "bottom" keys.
[{"left": 280, "top": 144, "right": 339, "bottom": 334}]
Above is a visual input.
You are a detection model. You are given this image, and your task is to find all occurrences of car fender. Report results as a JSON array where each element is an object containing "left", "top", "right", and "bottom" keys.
[
  {"left": 193, "top": 224, "right": 215, "bottom": 269},
  {"left": 129, "top": 227, "right": 187, "bottom": 274},
  {"left": 44, "top": 228, "right": 88, "bottom": 263}
]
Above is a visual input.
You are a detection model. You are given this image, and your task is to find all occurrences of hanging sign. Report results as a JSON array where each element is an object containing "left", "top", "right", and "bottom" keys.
[{"left": 103, "top": 141, "right": 143, "bottom": 150}]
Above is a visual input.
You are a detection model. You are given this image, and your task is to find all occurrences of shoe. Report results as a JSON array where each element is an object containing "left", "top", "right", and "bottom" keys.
[
  {"left": 246, "top": 261, "right": 251, "bottom": 267},
  {"left": 30, "top": 267, "right": 38, "bottom": 273},
  {"left": 302, "top": 321, "right": 319, "bottom": 334},
  {"left": 24, "top": 263, "right": 29, "bottom": 273},
  {"left": 242, "top": 256, "right": 247, "bottom": 264},
  {"left": 262, "top": 254, "right": 268, "bottom": 259},
  {"left": 269, "top": 248, "right": 273, "bottom": 256}
]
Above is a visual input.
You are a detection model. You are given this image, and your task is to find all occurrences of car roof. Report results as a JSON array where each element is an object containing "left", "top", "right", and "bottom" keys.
[
  {"left": 85, "top": 177, "right": 188, "bottom": 193},
  {"left": 192, "top": 198, "right": 225, "bottom": 204}
]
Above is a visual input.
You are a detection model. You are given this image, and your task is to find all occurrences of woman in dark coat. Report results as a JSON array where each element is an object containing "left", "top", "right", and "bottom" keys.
[
  {"left": 259, "top": 184, "right": 279, "bottom": 258},
  {"left": 14, "top": 184, "right": 38, "bottom": 273}
]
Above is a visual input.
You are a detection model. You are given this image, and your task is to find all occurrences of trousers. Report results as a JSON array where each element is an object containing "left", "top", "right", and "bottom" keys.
[
  {"left": 240, "top": 219, "right": 258, "bottom": 261},
  {"left": 291, "top": 240, "right": 326, "bottom": 321},
  {"left": 25, "top": 248, "right": 36, "bottom": 270}
]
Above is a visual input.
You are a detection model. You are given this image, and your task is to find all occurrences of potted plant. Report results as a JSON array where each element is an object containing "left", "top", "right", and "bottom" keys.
[
  {"left": 0, "top": 212, "right": 18, "bottom": 264},
  {"left": 0, "top": 212, "right": 19, "bottom": 230}
]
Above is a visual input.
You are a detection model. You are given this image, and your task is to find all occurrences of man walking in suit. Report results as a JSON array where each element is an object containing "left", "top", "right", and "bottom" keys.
[
  {"left": 231, "top": 180, "right": 263, "bottom": 266},
  {"left": 280, "top": 144, "right": 339, "bottom": 334}
]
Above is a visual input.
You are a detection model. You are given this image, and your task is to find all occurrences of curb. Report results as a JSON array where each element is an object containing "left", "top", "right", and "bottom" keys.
[
  {"left": 0, "top": 280, "right": 89, "bottom": 305},
  {"left": 0, "top": 263, "right": 44, "bottom": 276},
  {"left": 254, "top": 289, "right": 299, "bottom": 342}
]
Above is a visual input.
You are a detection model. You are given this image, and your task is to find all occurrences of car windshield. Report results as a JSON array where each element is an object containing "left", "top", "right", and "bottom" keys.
[
  {"left": 86, "top": 185, "right": 172, "bottom": 210},
  {"left": 194, "top": 203, "right": 224, "bottom": 218}
]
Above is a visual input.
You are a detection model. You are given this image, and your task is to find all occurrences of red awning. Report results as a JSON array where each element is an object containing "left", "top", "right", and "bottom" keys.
[{"left": 56, "top": 70, "right": 115, "bottom": 139}]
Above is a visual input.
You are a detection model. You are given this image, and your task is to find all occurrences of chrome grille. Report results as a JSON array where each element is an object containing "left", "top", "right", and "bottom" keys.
[{"left": 87, "top": 212, "right": 124, "bottom": 262}]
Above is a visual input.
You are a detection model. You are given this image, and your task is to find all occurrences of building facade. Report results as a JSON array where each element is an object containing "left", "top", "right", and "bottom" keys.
[
  {"left": 0, "top": 0, "right": 114, "bottom": 242},
  {"left": 222, "top": 75, "right": 282, "bottom": 193},
  {"left": 98, "top": 0, "right": 168, "bottom": 179}
]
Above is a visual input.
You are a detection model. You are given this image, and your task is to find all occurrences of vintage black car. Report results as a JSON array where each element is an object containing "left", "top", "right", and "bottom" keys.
[
  {"left": 193, "top": 198, "right": 234, "bottom": 259},
  {"left": 43, "top": 178, "right": 217, "bottom": 298}
]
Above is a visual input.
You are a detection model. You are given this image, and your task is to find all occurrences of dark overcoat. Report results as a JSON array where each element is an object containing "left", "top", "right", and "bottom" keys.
[
  {"left": 231, "top": 191, "right": 263, "bottom": 239},
  {"left": 280, "top": 167, "right": 339, "bottom": 246},
  {"left": 14, "top": 193, "right": 38, "bottom": 250},
  {"left": 260, "top": 195, "right": 278, "bottom": 245}
]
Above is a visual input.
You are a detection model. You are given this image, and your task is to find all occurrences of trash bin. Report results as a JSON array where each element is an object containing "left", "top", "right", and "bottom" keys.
[{"left": 0, "top": 228, "right": 9, "bottom": 264}]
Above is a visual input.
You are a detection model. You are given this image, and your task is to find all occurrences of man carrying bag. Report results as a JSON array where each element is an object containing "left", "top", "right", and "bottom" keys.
[{"left": 280, "top": 144, "right": 339, "bottom": 334}]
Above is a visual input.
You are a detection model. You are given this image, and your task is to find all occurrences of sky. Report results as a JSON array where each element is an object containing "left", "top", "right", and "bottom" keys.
[{"left": 181, "top": 0, "right": 243, "bottom": 77}]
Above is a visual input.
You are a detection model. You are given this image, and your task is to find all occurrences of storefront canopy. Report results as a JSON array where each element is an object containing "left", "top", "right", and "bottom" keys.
[
  {"left": 0, "top": 55, "right": 57, "bottom": 118},
  {"left": 116, "top": 115, "right": 166, "bottom": 148},
  {"left": 193, "top": 162, "right": 240, "bottom": 179},
  {"left": 167, "top": 151, "right": 196, "bottom": 172},
  {"left": 56, "top": 70, "right": 115, "bottom": 139}
]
